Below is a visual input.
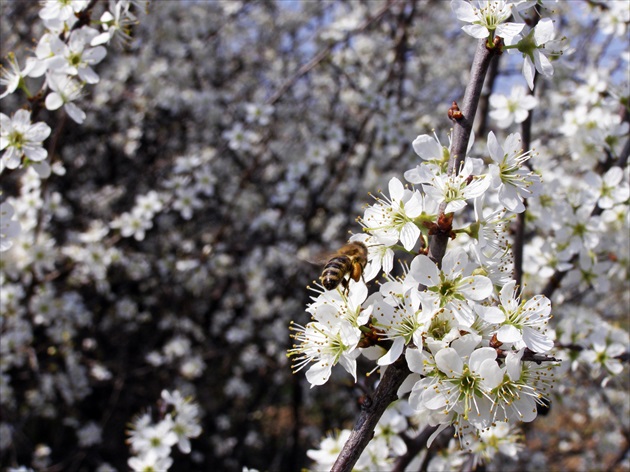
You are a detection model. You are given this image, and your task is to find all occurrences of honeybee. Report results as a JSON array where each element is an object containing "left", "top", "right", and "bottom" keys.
[{"left": 320, "top": 241, "right": 368, "bottom": 293}]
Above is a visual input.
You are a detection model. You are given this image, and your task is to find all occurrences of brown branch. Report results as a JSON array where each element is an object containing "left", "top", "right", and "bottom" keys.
[
  {"left": 448, "top": 39, "right": 498, "bottom": 175},
  {"left": 330, "top": 36, "right": 499, "bottom": 472},
  {"left": 330, "top": 359, "right": 410, "bottom": 472},
  {"left": 428, "top": 38, "right": 498, "bottom": 266},
  {"left": 390, "top": 425, "right": 439, "bottom": 472},
  {"left": 266, "top": 0, "right": 403, "bottom": 106},
  {"left": 473, "top": 50, "right": 501, "bottom": 139},
  {"left": 512, "top": 72, "right": 538, "bottom": 290},
  {"left": 498, "top": 347, "right": 559, "bottom": 364}
]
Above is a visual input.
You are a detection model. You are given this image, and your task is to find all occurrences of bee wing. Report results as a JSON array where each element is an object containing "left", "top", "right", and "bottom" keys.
[{"left": 297, "top": 246, "right": 337, "bottom": 267}]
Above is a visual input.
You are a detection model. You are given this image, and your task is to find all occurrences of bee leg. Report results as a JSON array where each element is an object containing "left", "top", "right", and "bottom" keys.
[{"left": 341, "top": 277, "right": 350, "bottom": 296}]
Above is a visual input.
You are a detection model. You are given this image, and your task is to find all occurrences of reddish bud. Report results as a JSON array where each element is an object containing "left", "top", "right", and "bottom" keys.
[
  {"left": 490, "top": 333, "right": 503, "bottom": 349},
  {"left": 448, "top": 101, "right": 463, "bottom": 121}
]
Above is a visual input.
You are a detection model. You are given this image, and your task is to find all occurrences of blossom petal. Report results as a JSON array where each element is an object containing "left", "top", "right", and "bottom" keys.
[
  {"left": 2, "top": 147, "right": 22, "bottom": 168},
  {"left": 29, "top": 122, "right": 52, "bottom": 141},
  {"left": 427, "top": 423, "right": 451, "bottom": 448},
  {"left": 517, "top": 395, "right": 538, "bottom": 422},
  {"left": 409, "top": 254, "right": 440, "bottom": 287},
  {"left": 522, "top": 327, "right": 554, "bottom": 353},
  {"left": 305, "top": 359, "right": 333, "bottom": 387},
  {"left": 469, "top": 347, "right": 497, "bottom": 371},
  {"left": 412, "top": 134, "right": 442, "bottom": 160},
  {"left": 13, "top": 109, "right": 31, "bottom": 126},
  {"left": 499, "top": 184, "right": 525, "bottom": 213},
  {"left": 45, "top": 93, "right": 64, "bottom": 111},
  {"left": 465, "top": 174, "right": 491, "bottom": 199},
  {"left": 534, "top": 18, "right": 555, "bottom": 45},
  {"left": 503, "top": 133, "right": 522, "bottom": 156},
  {"left": 450, "top": 0, "right": 477, "bottom": 22},
  {"left": 505, "top": 349, "right": 524, "bottom": 380},
  {"left": 398, "top": 373, "right": 422, "bottom": 397},
  {"left": 479, "top": 358, "right": 503, "bottom": 390},
  {"left": 378, "top": 336, "right": 405, "bottom": 366},
  {"left": 444, "top": 199, "right": 467, "bottom": 214},
  {"left": 605, "top": 360, "right": 624, "bottom": 375},
  {"left": 339, "top": 322, "right": 361, "bottom": 348},
  {"left": 83, "top": 46, "right": 107, "bottom": 64},
  {"left": 458, "top": 275, "right": 492, "bottom": 301},
  {"left": 435, "top": 347, "right": 463, "bottom": 377},
  {"left": 422, "top": 384, "right": 447, "bottom": 409},
  {"left": 400, "top": 221, "right": 420, "bottom": 251},
  {"left": 496, "top": 324, "right": 522, "bottom": 343},
  {"left": 405, "top": 347, "right": 425, "bottom": 374},
  {"left": 23, "top": 145, "right": 48, "bottom": 162},
  {"left": 462, "top": 24, "right": 490, "bottom": 38},
  {"left": 31, "top": 161, "right": 51, "bottom": 178},
  {"left": 499, "top": 280, "right": 517, "bottom": 307},
  {"left": 496, "top": 22, "right": 526, "bottom": 40},
  {"left": 476, "top": 305, "right": 505, "bottom": 323},
  {"left": 65, "top": 103, "right": 86, "bottom": 124},
  {"left": 522, "top": 294, "right": 551, "bottom": 318},
  {"left": 522, "top": 56, "right": 535, "bottom": 90},
  {"left": 78, "top": 66, "right": 100, "bottom": 84},
  {"left": 0, "top": 113, "right": 11, "bottom": 130},
  {"left": 388, "top": 177, "right": 404, "bottom": 202},
  {"left": 534, "top": 50, "right": 554, "bottom": 78},
  {"left": 338, "top": 354, "right": 358, "bottom": 382},
  {"left": 450, "top": 332, "right": 481, "bottom": 358}
]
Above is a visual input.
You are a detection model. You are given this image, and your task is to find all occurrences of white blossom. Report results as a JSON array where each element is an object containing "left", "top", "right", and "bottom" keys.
[
  {"left": 451, "top": 0, "right": 525, "bottom": 41},
  {"left": 0, "top": 110, "right": 51, "bottom": 171}
]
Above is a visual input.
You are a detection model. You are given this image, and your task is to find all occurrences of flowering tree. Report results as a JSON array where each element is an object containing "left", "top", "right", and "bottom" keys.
[{"left": 1, "top": 1, "right": 628, "bottom": 471}]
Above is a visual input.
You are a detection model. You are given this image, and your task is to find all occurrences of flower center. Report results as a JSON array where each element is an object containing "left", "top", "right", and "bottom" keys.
[{"left": 9, "top": 130, "right": 25, "bottom": 150}]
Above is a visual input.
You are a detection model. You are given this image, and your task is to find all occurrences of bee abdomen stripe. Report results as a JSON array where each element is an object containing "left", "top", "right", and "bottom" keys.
[
  {"left": 324, "top": 257, "right": 351, "bottom": 269},
  {"left": 323, "top": 258, "right": 351, "bottom": 275},
  {"left": 321, "top": 256, "right": 353, "bottom": 289}
]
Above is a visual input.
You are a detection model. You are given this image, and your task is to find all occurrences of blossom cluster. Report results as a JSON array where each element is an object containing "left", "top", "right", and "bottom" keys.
[
  {"left": 452, "top": 0, "right": 568, "bottom": 90},
  {"left": 293, "top": 2, "right": 628, "bottom": 469},
  {"left": 523, "top": 71, "right": 629, "bottom": 297},
  {"left": 1, "top": 1, "right": 627, "bottom": 471},
  {"left": 0, "top": 0, "right": 139, "bottom": 249},
  {"left": 555, "top": 305, "right": 629, "bottom": 386},
  {"left": 289, "top": 129, "right": 557, "bottom": 449},
  {"left": 127, "top": 390, "right": 202, "bottom": 471},
  {"left": 294, "top": 125, "right": 628, "bottom": 468},
  {"left": 307, "top": 405, "right": 410, "bottom": 471},
  {"left": 307, "top": 404, "right": 524, "bottom": 471}
]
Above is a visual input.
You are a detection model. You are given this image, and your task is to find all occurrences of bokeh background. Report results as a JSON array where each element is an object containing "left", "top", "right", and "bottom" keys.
[{"left": 1, "top": 1, "right": 628, "bottom": 471}]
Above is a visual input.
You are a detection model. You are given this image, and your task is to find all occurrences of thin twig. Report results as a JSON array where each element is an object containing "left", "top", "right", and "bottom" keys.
[
  {"left": 330, "top": 37, "right": 499, "bottom": 472},
  {"left": 542, "top": 104, "right": 629, "bottom": 299},
  {"left": 428, "top": 38, "right": 497, "bottom": 266},
  {"left": 512, "top": 72, "right": 538, "bottom": 289},
  {"left": 330, "top": 359, "right": 411, "bottom": 472},
  {"left": 473, "top": 51, "right": 501, "bottom": 139},
  {"left": 266, "top": 0, "right": 403, "bottom": 106},
  {"left": 390, "top": 425, "right": 439, "bottom": 472},
  {"left": 448, "top": 39, "right": 497, "bottom": 175}
]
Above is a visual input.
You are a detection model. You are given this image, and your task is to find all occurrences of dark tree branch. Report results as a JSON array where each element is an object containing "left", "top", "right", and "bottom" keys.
[
  {"left": 330, "top": 359, "right": 410, "bottom": 472},
  {"left": 390, "top": 425, "right": 439, "bottom": 472},
  {"left": 512, "top": 72, "right": 538, "bottom": 290},
  {"left": 428, "top": 38, "right": 498, "bottom": 266},
  {"left": 330, "top": 37, "right": 499, "bottom": 472},
  {"left": 266, "top": 0, "right": 403, "bottom": 106},
  {"left": 473, "top": 50, "right": 501, "bottom": 139},
  {"left": 448, "top": 39, "right": 498, "bottom": 175},
  {"left": 541, "top": 101, "right": 629, "bottom": 299}
]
